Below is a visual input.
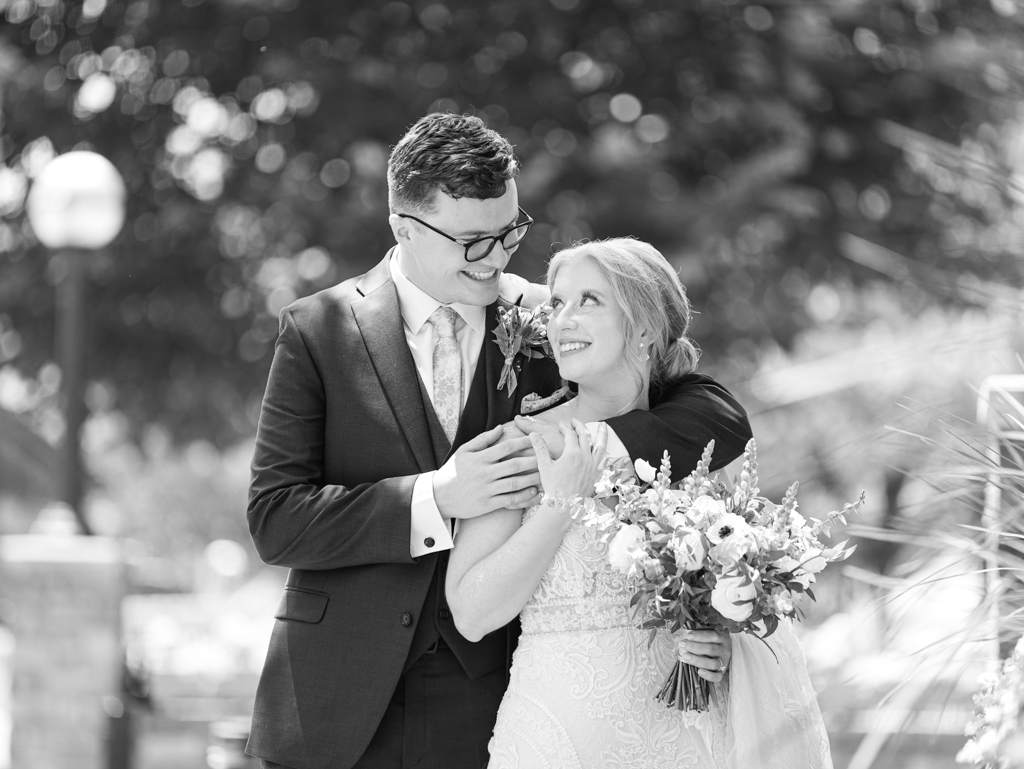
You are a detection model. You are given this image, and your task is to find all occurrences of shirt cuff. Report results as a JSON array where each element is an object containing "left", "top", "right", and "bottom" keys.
[
  {"left": 586, "top": 422, "right": 630, "bottom": 461},
  {"left": 410, "top": 471, "right": 454, "bottom": 558}
]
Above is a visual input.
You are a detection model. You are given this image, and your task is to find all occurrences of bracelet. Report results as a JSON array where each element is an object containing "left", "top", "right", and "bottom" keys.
[{"left": 540, "top": 493, "right": 578, "bottom": 515}]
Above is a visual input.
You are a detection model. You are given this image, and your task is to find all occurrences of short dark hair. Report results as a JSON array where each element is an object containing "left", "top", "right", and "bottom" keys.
[{"left": 387, "top": 113, "right": 519, "bottom": 214}]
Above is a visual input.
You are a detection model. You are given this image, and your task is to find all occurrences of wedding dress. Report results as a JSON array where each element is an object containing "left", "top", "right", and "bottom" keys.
[{"left": 487, "top": 502, "right": 835, "bottom": 769}]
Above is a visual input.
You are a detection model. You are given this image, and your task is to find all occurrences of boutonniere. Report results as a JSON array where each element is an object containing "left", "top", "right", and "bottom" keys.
[{"left": 493, "top": 303, "right": 553, "bottom": 397}]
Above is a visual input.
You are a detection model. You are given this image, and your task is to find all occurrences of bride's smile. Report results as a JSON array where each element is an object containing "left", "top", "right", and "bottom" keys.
[{"left": 548, "top": 259, "right": 631, "bottom": 389}]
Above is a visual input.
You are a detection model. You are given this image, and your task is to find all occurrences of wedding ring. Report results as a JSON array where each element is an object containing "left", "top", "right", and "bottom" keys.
[{"left": 712, "top": 657, "right": 725, "bottom": 673}]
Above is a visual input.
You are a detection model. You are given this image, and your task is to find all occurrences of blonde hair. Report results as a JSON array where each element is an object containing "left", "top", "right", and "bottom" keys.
[{"left": 547, "top": 238, "right": 699, "bottom": 391}]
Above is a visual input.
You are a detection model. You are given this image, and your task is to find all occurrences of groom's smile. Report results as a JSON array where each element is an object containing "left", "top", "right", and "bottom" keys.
[
  {"left": 390, "top": 183, "right": 523, "bottom": 307},
  {"left": 462, "top": 267, "right": 499, "bottom": 282}
]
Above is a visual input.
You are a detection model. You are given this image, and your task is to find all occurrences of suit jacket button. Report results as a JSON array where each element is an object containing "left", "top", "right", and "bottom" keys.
[
  {"left": 401, "top": 612, "right": 413, "bottom": 627},
  {"left": 424, "top": 537, "right": 435, "bottom": 548},
  {"left": 439, "top": 609, "right": 450, "bottom": 620}
]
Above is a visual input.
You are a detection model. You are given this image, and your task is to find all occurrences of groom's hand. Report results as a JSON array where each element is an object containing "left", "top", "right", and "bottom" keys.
[{"left": 433, "top": 425, "right": 541, "bottom": 519}]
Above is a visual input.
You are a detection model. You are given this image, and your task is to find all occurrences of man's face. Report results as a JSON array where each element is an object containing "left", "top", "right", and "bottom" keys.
[{"left": 392, "top": 182, "right": 521, "bottom": 306}]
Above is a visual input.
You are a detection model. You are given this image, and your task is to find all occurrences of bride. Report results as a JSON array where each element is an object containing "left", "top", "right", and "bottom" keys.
[{"left": 446, "top": 238, "right": 833, "bottom": 768}]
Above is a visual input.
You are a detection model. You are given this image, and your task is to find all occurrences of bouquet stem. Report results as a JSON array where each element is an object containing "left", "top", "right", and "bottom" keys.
[{"left": 655, "top": 660, "right": 712, "bottom": 712}]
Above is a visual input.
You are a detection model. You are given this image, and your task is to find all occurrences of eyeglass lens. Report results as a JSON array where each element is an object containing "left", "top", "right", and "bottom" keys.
[{"left": 466, "top": 222, "right": 531, "bottom": 261}]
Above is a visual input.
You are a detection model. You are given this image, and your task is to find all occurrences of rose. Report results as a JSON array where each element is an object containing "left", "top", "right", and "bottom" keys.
[
  {"left": 711, "top": 573, "right": 758, "bottom": 621},
  {"left": 634, "top": 458, "right": 657, "bottom": 483},
  {"left": 710, "top": 535, "right": 754, "bottom": 568},
  {"left": 608, "top": 524, "right": 645, "bottom": 574},
  {"left": 672, "top": 527, "right": 707, "bottom": 572}
]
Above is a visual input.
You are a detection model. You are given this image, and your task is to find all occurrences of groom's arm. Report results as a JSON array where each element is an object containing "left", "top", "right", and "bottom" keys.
[
  {"left": 247, "top": 308, "right": 419, "bottom": 571},
  {"left": 604, "top": 372, "right": 752, "bottom": 472},
  {"left": 248, "top": 307, "right": 539, "bottom": 572}
]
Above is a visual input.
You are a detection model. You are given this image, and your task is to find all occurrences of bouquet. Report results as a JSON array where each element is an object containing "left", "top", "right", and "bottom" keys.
[
  {"left": 576, "top": 438, "right": 864, "bottom": 711},
  {"left": 958, "top": 636, "right": 1024, "bottom": 768}
]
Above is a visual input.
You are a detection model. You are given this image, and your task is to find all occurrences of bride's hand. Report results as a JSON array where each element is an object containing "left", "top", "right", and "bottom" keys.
[
  {"left": 530, "top": 419, "right": 607, "bottom": 500},
  {"left": 676, "top": 627, "right": 732, "bottom": 683}
]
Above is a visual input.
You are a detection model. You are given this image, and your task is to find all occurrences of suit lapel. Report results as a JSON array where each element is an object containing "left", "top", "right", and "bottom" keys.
[
  {"left": 352, "top": 253, "right": 435, "bottom": 474},
  {"left": 351, "top": 261, "right": 533, "bottom": 469}
]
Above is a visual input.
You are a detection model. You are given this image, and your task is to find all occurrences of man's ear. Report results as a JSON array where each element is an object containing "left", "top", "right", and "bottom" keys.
[{"left": 388, "top": 213, "right": 413, "bottom": 245}]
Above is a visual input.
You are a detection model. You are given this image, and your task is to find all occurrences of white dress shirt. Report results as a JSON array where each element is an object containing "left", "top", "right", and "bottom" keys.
[
  {"left": 389, "top": 255, "right": 629, "bottom": 558},
  {"left": 390, "top": 256, "right": 483, "bottom": 557}
]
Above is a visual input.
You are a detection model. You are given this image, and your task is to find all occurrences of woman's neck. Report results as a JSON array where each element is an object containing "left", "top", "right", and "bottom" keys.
[{"left": 570, "top": 382, "right": 649, "bottom": 422}]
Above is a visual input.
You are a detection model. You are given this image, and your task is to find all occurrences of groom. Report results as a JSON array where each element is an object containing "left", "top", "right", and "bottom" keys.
[{"left": 245, "top": 113, "right": 752, "bottom": 769}]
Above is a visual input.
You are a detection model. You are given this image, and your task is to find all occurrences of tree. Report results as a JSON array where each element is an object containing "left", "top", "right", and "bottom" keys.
[{"left": 0, "top": 0, "right": 1021, "bottom": 446}]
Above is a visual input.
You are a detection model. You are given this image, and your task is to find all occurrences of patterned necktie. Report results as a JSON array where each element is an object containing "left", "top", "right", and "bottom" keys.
[{"left": 428, "top": 305, "right": 463, "bottom": 443}]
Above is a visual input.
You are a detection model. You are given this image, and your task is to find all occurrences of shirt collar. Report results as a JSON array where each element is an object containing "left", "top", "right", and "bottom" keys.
[{"left": 389, "top": 250, "right": 486, "bottom": 335}]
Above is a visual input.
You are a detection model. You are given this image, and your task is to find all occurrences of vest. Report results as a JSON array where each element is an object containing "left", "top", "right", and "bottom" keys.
[{"left": 403, "top": 341, "right": 509, "bottom": 680}]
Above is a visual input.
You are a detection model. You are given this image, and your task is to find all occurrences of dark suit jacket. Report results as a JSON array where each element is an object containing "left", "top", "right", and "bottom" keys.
[{"left": 245, "top": 251, "right": 752, "bottom": 769}]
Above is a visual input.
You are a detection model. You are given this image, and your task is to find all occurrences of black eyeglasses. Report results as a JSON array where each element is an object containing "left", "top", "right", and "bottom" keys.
[{"left": 398, "top": 206, "right": 534, "bottom": 262}]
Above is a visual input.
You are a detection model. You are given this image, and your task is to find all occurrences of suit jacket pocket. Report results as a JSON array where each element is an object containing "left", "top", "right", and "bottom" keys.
[{"left": 274, "top": 587, "right": 329, "bottom": 624}]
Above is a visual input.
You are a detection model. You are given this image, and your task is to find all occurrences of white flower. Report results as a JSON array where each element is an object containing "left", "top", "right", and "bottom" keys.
[
  {"left": 711, "top": 573, "right": 758, "bottom": 621},
  {"left": 634, "top": 458, "right": 657, "bottom": 483},
  {"left": 672, "top": 528, "right": 707, "bottom": 572},
  {"left": 594, "top": 473, "right": 616, "bottom": 498},
  {"left": 788, "top": 510, "right": 807, "bottom": 534},
  {"left": 665, "top": 511, "right": 689, "bottom": 529},
  {"left": 608, "top": 524, "right": 645, "bottom": 574},
  {"left": 707, "top": 512, "right": 752, "bottom": 544},
  {"left": 689, "top": 495, "right": 727, "bottom": 526},
  {"left": 771, "top": 591, "right": 795, "bottom": 614},
  {"left": 642, "top": 557, "right": 664, "bottom": 581},
  {"left": 710, "top": 535, "right": 754, "bottom": 568}
]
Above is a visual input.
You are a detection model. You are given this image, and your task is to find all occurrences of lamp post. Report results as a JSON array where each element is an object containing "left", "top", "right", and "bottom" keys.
[{"left": 25, "top": 151, "right": 126, "bottom": 535}]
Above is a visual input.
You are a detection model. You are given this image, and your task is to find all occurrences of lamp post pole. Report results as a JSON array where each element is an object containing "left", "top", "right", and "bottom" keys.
[
  {"left": 55, "top": 249, "right": 90, "bottom": 533},
  {"left": 26, "top": 150, "right": 125, "bottom": 535}
]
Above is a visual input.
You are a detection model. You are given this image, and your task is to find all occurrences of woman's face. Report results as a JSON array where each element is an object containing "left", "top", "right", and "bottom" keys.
[{"left": 547, "top": 257, "right": 632, "bottom": 388}]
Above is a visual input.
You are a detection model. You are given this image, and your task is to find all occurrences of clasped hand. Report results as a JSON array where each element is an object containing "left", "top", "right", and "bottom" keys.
[
  {"left": 530, "top": 419, "right": 608, "bottom": 501},
  {"left": 675, "top": 627, "right": 732, "bottom": 683},
  {"left": 433, "top": 419, "right": 609, "bottom": 520}
]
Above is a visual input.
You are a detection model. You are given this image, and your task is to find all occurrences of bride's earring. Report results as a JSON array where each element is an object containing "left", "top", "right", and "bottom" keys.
[{"left": 638, "top": 339, "right": 650, "bottom": 362}]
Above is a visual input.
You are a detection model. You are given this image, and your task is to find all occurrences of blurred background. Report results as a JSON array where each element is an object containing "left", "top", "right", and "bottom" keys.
[{"left": 0, "top": 0, "right": 1022, "bottom": 767}]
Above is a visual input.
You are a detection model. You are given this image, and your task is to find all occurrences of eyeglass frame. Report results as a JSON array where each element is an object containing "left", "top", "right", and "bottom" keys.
[{"left": 397, "top": 206, "right": 534, "bottom": 263}]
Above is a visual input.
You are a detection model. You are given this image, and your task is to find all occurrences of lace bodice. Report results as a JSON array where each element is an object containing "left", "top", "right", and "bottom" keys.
[{"left": 519, "top": 504, "right": 635, "bottom": 636}]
